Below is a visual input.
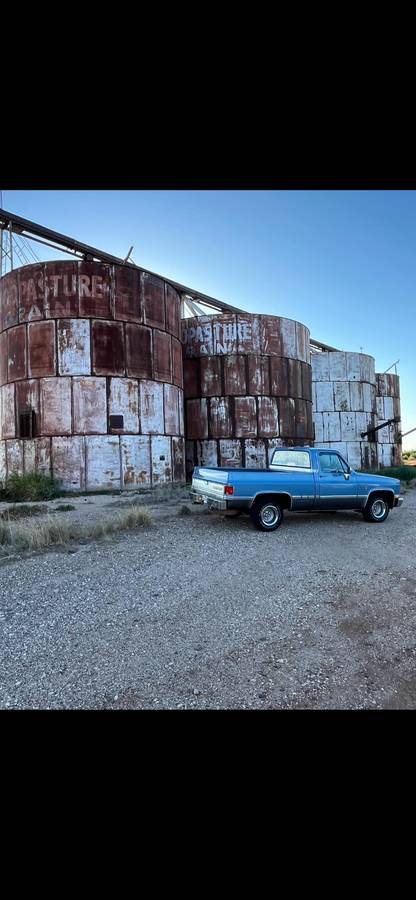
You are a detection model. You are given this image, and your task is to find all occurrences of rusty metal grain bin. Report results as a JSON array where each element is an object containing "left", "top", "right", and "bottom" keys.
[
  {"left": 375, "top": 372, "right": 402, "bottom": 467},
  {"left": 0, "top": 262, "right": 185, "bottom": 490},
  {"left": 182, "top": 313, "right": 314, "bottom": 477},
  {"left": 311, "top": 350, "right": 379, "bottom": 470}
]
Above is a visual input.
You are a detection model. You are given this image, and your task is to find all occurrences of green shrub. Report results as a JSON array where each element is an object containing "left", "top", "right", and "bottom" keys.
[
  {"left": 0, "top": 473, "right": 60, "bottom": 503},
  {"left": 360, "top": 466, "right": 416, "bottom": 482}
]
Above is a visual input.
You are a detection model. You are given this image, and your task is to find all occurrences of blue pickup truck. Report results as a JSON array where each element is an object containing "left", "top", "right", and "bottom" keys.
[{"left": 191, "top": 447, "right": 403, "bottom": 531}]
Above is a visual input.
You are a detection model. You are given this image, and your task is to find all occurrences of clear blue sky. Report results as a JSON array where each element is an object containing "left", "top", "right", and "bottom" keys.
[{"left": 3, "top": 189, "right": 415, "bottom": 450}]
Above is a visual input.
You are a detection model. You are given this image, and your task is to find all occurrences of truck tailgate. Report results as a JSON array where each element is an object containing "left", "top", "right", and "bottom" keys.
[{"left": 192, "top": 467, "right": 229, "bottom": 502}]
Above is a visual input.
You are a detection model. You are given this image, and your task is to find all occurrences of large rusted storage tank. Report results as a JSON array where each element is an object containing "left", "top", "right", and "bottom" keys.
[
  {"left": 311, "top": 350, "right": 378, "bottom": 469},
  {"left": 0, "top": 262, "right": 185, "bottom": 490},
  {"left": 375, "top": 372, "right": 402, "bottom": 466},
  {"left": 182, "top": 313, "right": 313, "bottom": 477}
]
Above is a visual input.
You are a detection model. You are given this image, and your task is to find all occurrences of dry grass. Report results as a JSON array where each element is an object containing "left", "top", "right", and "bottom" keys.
[{"left": 0, "top": 506, "right": 152, "bottom": 555}]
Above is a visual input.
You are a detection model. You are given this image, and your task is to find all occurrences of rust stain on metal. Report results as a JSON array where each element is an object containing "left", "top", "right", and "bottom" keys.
[
  {"left": 153, "top": 330, "right": 172, "bottom": 383},
  {"left": 209, "top": 397, "right": 231, "bottom": 439},
  {"left": 51, "top": 436, "right": 85, "bottom": 490},
  {"left": 151, "top": 435, "right": 172, "bottom": 483},
  {"left": 164, "top": 384, "right": 180, "bottom": 435},
  {"left": 73, "top": 376, "right": 107, "bottom": 434},
  {"left": 126, "top": 324, "right": 153, "bottom": 379},
  {"left": 245, "top": 439, "right": 267, "bottom": 468},
  {"left": 44, "top": 261, "right": 79, "bottom": 319},
  {"left": 223, "top": 355, "right": 246, "bottom": 395},
  {"left": 114, "top": 266, "right": 141, "bottom": 322},
  {"left": 219, "top": 439, "right": 242, "bottom": 468},
  {"left": 40, "top": 377, "right": 72, "bottom": 436},
  {"left": 121, "top": 436, "right": 151, "bottom": 487},
  {"left": 109, "top": 378, "right": 139, "bottom": 433},
  {"left": 7, "top": 325, "right": 27, "bottom": 382},
  {"left": 92, "top": 320, "right": 125, "bottom": 376},
  {"left": 0, "top": 332, "right": 7, "bottom": 386},
  {"left": 24, "top": 437, "right": 51, "bottom": 478},
  {"left": 200, "top": 356, "right": 222, "bottom": 397},
  {"left": 186, "top": 399, "right": 208, "bottom": 440},
  {"left": 1, "top": 384, "right": 16, "bottom": 439},
  {"left": 247, "top": 356, "right": 270, "bottom": 395},
  {"left": 0, "top": 271, "right": 19, "bottom": 331},
  {"left": 18, "top": 265, "right": 45, "bottom": 323},
  {"left": 234, "top": 396, "right": 257, "bottom": 438},
  {"left": 140, "top": 380, "right": 164, "bottom": 434},
  {"left": 172, "top": 338, "right": 183, "bottom": 389},
  {"left": 142, "top": 273, "right": 166, "bottom": 330},
  {"left": 258, "top": 396, "right": 279, "bottom": 437},
  {"left": 28, "top": 321, "right": 56, "bottom": 378},
  {"left": 172, "top": 436, "right": 185, "bottom": 482},
  {"left": 78, "top": 262, "right": 112, "bottom": 319},
  {"left": 183, "top": 359, "right": 199, "bottom": 398},
  {"left": 165, "top": 283, "right": 181, "bottom": 339},
  {"left": 58, "top": 319, "right": 90, "bottom": 376}
]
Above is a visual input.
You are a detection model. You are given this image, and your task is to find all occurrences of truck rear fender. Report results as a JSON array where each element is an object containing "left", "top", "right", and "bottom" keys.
[{"left": 250, "top": 492, "right": 293, "bottom": 511}]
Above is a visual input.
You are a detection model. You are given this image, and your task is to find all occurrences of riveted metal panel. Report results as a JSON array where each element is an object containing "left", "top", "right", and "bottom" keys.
[
  {"left": 121, "top": 435, "right": 151, "bottom": 487},
  {"left": 0, "top": 331, "right": 7, "bottom": 386},
  {"left": 200, "top": 356, "right": 222, "bottom": 397},
  {"left": 287, "top": 359, "right": 303, "bottom": 400},
  {"left": 186, "top": 398, "right": 208, "bottom": 439},
  {"left": 329, "top": 351, "right": 347, "bottom": 382},
  {"left": 213, "top": 314, "right": 238, "bottom": 355},
  {"left": 179, "top": 390, "right": 185, "bottom": 437},
  {"left": 140, "top": 380, "right": 164, "bottom": 434},
  {"left": 109, "top": 378, "right": 139, "bottom": 433},
  {"left": 28, "top": 321, "right": 56, "bottom": 378},
  {"left": 209, "top": 397, "right": 231, "bottom": 439},
  {"left": 151, "top": 435, "right": 172, "bottom": 483},
  {"left": 280, "top": 318, "right": 297, "bottom": 359},
  {"left": 58, "top": 319, "right": 90, "bottom": 376},
  {"left": 223, "top": 355, "right": 246, "bottom": 395},
  {"left": 376, "top": 396, "right": 384, "bottom": 419},
  {"left": 311, "top": 351, "right": 330, "bottom": 382},
  {"left": 164, "top": 383, "right": 180, "bottom": 435},
  {"left": 0, "top": 270, "right": 19, "bottom": 331},
  {"left": 236, "top": 315, "right": 261, "bottom": 354},
  {"left": 125, "top": 324, "right": 152, "bottom": 379},
  {"left": 18, "top": 265, "right": 44, "bottom": 323},
  {"left": 219, "top": 439, "right": 242, "bottom": 468},
  {"left": 142, "top": 273, "right": 165, "bottom": 330},
  {"left": 182, "top": 317, "right": 214, "bottom": 357},
  {"left": 165, "top": 283, "right": 180, "bottom": 339},
  {"left": 322, "top": 411, "right": 341, "bottom": 442},
  {"left": 92, "top": 320, "right": 125, "bottom": 376},
  {"left": 1, "top": 384, "right": 16, "bottom": 438},
  {"left": 234, "top": 396, "right": 257, "bottom": 438},
  {"left": 172, "top": 436, "right": 186, "bottom": 482},
  {"left": 51, "top": 436, "right": 85, "bottom": 490},
  {"left": 345, "top": 441, "right": 362, "bottom": 469},
  {"left": 315, "top": 382, "right": 335, "bottom": 412},
  {"left": 79, "top": 262, "right": 112, "bottom": 319},
  {"left": 153, "top": 330, "right": 172, "bottom": 382},
  {"left": 248, "top": 355, "right": 270, "bottom": 395},
  {"left": 294, "top": 399, "right": 308, "bottom": 439},
  {"left": 85, "top": 435, "right": 121, "bottom": 489},
  {"left": 346, "top": 353, "right": 361, "bottom": 382},
  {"left": 333, "top": 382, "right": 350, "bottom": 412},
  {"left": 40, "top": 377, "right": 72, "bottom": 436},
  {"left": 183, "top": 359, "right": 199, "bottom": 398},
  {"left": 196, "top": 440, "right": 218, "bottom": 467},
  {"left": 260, "top": 316, "right": 283, "bottom": 356},
  {"left": 0, "top": 440, "right": 6, "bottom": 483},
  {"left": 73, "top": 376, "right": 107, "bottom": 434},
  {"left": 7, "top": 325, "right": 27, "bottom": 382},
  {"left": 172, "top": 338, "right": 183, "bottom": 389},
  {"left": 349, "top": 382, "right": 364, "bottom": 411},
  {"left": 24, "top": 437, "right": 51, "bottom": 478},
  {"left": 114, "top": 266, "right": 141, "bottom": 323},
  {"left": 362, "top": 383, "right": 376, "bottom": 413},
  {"left": 359, "top": 355, "right": 375, "bottom": 385},
  {"left": 15, "top": 379, "right": 40, "bottom": 425},
  {"left": 258, "top": 396, "right": 279, "bottom": 437},
  {"left": 340, "top": 411, "right": 357, "bottom": 441},
  {"left": 279, "top": 397, "right": 296, "bottom": 438},
  {"left": 245, "top": 439, "right": 267, "bottom": 468},
  {"left": 267, "top": 438, "right": 285, "bottom": 464},
  {"left": 5, "top": 439, "right": 23, "bottom": 475},
  {"left": 313, "top": 412, "right": 324, "bottom": 442},
  {"left": 44, "top": 261, "right": 79, "bottom": 319},
  {"left": 380, "top": 444, "right": 394, "bottom": 467},
  {"left": 270, "top": 357, "right": 288, "bottom": 397},
  {"left": 383, "top": 396, "right": 395, "bottom": 420},
  {"left": 296, "top": 322, "right": 309, "bottom": 363}
]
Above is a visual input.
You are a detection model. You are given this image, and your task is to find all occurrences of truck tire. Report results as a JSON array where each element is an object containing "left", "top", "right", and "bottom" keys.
[
  {"left": 362, "top": 493, "right": 390, "bottom": 523},
  {"left": 250, "top": 499, "right": 283, "bottom": 532}
]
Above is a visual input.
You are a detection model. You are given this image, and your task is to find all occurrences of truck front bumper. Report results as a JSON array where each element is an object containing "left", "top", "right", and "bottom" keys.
[{"left": 394, "top": 496, "right": 404, "bottom": 507}]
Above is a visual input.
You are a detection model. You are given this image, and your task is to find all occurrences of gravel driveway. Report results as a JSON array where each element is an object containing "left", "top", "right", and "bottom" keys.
[{"left": 1, "top": 489, "right": 415, "bottom": 709}]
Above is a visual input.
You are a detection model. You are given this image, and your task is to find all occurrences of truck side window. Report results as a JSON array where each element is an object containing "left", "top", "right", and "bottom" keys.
[{"left": 319, "top": 452, "right": 345, "bottom": 474}]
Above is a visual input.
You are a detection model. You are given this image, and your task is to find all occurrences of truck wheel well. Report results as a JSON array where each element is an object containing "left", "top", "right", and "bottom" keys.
[
  {"left": 367, "top": 490, "right": 395, "bottom": 509},
  {"left": 252, "top": 493, "right": 292, "bottom": 511}
]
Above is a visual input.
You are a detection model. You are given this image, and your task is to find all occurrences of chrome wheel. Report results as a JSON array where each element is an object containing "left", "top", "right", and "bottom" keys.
[
  {"left": 260, "top": 504, "right": 279, "bottom": 527},
  {"left": 371, "top": 498, "right": 387, "bottom": 520}
]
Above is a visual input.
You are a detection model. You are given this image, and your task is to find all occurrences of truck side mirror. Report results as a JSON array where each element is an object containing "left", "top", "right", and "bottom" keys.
[{"left": 344, "top": 472, "right": 350, "bottom": 480}]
